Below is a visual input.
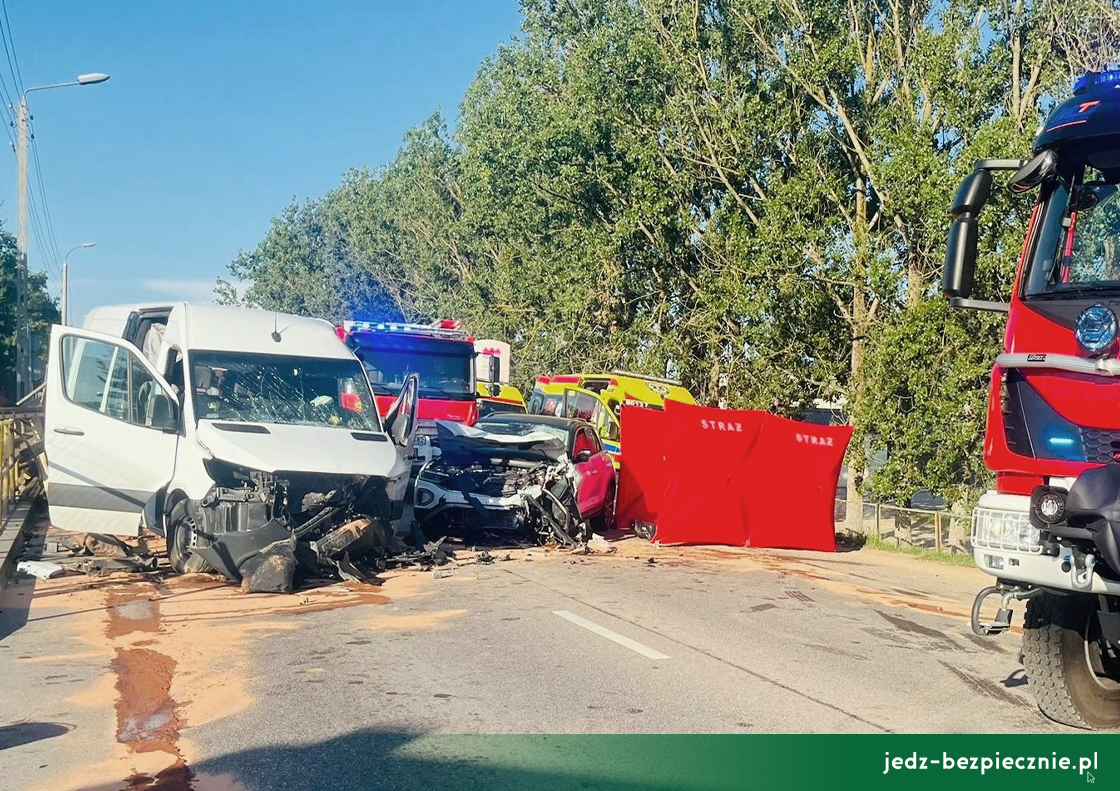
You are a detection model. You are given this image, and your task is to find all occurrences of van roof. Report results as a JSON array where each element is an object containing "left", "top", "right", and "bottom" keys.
[
  {"left": 174, "top": 304, "right": 351, "bottom": 359},
  {"left": 87, "top": 302, "right": 351, "bottom": 360}
]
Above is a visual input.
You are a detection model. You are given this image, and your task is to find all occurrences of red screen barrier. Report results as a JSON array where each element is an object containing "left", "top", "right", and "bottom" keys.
[
  {"left": 617, "top": 401, "right": 852, "bottom": 551},
  {"left": 615, "top": 405, "right": 667, "bottom": 531}
]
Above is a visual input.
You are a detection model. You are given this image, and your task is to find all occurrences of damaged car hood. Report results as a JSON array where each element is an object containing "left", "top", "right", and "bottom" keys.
[
  {"left": 196, "top": 420, "right": 404, "bottom": 477},
  {"left": 435, "top": 420, "right": 567, "bottom": 463}
]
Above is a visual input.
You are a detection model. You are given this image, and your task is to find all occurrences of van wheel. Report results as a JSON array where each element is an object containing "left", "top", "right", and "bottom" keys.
[
  {"left": 1023, "top": 592, "right": 1120, "bottom": 729},
  {"left": 167, "top": 501, "right": 212, "bottom": 574}
]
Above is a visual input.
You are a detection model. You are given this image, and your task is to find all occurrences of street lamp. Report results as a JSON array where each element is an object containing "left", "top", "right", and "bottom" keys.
[
  {"left": 13, "top": 71, "right": 110, "bottom": 398},
  {"left": 61, "top": 242, "right": 96, "bottom": 326}
]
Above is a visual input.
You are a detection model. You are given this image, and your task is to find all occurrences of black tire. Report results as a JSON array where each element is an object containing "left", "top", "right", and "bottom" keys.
[
  {"left": 166, "top": 500, "right": 212, "bottom": 574},
  {"left": 590, "top": 484, "right": 617, "bottom": 535},
  {"left": 1022, "top": 592, "right": 1120, "bottom": 729}
]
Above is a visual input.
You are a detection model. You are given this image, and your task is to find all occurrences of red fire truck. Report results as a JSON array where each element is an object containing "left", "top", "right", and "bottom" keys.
[
  {"left": 944, "top": 66, "right": 1120, "bottom": 728},
  {"left": 336, "top": 319, "right": 478, "bottom": 463}
]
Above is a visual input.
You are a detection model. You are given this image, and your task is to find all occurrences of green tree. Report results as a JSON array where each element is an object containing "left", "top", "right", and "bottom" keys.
[{"left": 0, "top": 226, "right": 61, "bottom": 402}]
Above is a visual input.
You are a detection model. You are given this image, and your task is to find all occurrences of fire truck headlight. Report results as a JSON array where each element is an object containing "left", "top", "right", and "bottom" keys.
[{"left": 1075, "top": 304, "right": 1118, "bottom": 355}]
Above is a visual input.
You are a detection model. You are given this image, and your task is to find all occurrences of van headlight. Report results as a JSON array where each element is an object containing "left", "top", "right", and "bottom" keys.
[{"left": 1075, "top": 304, "right": 1117, "bottom": 355}]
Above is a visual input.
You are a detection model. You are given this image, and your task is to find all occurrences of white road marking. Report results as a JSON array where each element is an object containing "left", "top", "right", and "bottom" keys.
[{"left": 552, "top": 610, "right": 670, "bottom": 660}]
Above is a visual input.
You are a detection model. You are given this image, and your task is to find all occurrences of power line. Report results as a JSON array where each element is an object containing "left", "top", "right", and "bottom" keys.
[
  {"left": 28, "top": 127, "right": 63, "bottom": 267},
  {"left": 0, "top": 0, "right": 25, "bottom": 96},
  {"left": 27, "top": 194, "right": 59, "bottom": 279}
]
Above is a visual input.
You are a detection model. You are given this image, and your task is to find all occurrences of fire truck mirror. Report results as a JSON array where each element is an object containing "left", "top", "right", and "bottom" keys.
[
  {"left": 489, "top": 355, "right": 501, "bottom": 384},
  {"left": 951, "top": 168, "right": 992, "bottom": 218},
  {"left": 943, "top": 216, "right": 978, "bottom": 298},
  {"left": 1009, "top": 149, "right": 1058, "bottom": 195}
]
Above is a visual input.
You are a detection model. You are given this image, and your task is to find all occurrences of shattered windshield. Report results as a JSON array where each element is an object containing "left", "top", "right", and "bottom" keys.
[
  {"left": 351, "top": 336, "right": 474, "bottom": 400},
  {"left": 478, "top": 420, "right": 570, "bottom": 446},
  {"left": 190, "top": 351, "right": 381, "bottom": 430},
  {"left": 1026, "top": 166, "right": 1120, "bottom": 296}
]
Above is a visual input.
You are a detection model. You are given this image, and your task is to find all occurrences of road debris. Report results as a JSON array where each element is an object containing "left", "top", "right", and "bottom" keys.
[{"left": 16, "top": 560, "right": 64, "bottom": 580}]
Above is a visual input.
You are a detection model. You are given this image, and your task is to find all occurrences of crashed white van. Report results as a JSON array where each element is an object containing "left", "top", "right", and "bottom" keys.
[{"left": 44, "top": 302, "right": 418, "bottom": 591}]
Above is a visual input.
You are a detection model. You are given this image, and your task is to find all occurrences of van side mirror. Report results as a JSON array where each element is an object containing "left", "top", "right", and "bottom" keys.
[{"left": 151, "top": 392, "right": 180, "bottom": 433}]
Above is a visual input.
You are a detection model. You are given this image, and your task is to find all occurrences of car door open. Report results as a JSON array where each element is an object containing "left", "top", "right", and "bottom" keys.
[
  {"left": 44, "top": 325, "right": 179, "bottom": 537},
  {"left": 385, "top": 373, "right": 420, "bottom": 447}
]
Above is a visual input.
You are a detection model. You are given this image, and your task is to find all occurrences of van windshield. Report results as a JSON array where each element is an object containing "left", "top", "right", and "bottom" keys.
[{"left": 190, "top": 351, "right": 381, "bottom": 431}]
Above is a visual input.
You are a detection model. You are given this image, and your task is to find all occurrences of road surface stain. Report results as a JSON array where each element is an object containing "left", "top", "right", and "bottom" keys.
[{"left": 21, "top": 566, "right": 430, "bottom": 791}]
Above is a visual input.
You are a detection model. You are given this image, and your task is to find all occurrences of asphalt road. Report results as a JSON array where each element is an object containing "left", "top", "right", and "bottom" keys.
[{"left": 0, "top": 534, "right": 1070, "bottom": 791}]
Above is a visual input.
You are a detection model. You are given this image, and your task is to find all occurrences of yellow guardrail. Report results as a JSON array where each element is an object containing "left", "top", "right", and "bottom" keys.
[{"left": 0, "top": 416, "right": 38, "bottom": 526}]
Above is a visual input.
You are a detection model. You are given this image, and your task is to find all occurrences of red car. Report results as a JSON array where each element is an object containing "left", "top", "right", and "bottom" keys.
[{"left": 413, "top": 413, "right": 617, "bottom": 542}]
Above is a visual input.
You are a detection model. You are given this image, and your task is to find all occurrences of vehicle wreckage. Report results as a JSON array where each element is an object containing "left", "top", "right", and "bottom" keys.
[
  {"left": 413, "top": 415, "right": 617, "bottom": 545},
  {"left": 43, "top": 303, "right": 426, "bottom": 593}
]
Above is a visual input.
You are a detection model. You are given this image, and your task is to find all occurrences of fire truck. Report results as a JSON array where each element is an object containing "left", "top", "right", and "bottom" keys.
[
  {"left": 337, "top": 319, "right": 478, "bottom": 463},
  {"left": 944, "top": 66, "right": 1120, "bottom": 728}
]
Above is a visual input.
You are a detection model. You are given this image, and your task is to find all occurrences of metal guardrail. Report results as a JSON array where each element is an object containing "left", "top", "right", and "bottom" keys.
[
  {"left": 0, "top": 415, "right": 40, "bottom": 526},
  {"left": 834, "top": 498, "right": 970, "bottom": 554}
]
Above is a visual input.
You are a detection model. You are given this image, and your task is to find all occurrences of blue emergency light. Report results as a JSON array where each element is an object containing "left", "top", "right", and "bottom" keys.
[{"left": 1074, "top": 64, "right": 1120, "bottom": 95}]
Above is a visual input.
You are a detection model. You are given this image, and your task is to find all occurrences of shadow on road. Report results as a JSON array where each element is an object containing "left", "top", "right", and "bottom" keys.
[{"left": 0, "top": 721, "right": 73, "bottom": 751}]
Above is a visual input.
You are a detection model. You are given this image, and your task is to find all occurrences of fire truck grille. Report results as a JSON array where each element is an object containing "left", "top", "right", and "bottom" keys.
[{"left": 1078, "top": 428, "right": 1120, "bottom": 464}]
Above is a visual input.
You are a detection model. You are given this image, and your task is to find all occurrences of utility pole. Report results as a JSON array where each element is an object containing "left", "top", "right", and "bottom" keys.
[
  {"left": 10, "top": 73, "right": 109, "bottom": 398},
  {"left": 14, "top": 96, "right": 28, "bottom": 400}
]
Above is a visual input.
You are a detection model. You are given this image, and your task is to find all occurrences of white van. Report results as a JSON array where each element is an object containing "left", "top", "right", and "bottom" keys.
[{"left": 43, "top": 302, "right": 419, "bottom": 591}]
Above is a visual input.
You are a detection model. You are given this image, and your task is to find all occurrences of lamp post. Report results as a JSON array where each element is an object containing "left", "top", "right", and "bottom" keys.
[
  {"left": 14, "top": 72, "right": 109, "bottom": 398},
  {"left": 61, "top": 242, "right": 96, "bottom": 326}
]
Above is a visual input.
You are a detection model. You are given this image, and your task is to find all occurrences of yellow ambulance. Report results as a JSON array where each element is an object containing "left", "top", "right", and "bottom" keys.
[{"left": 527, "top": 372, "right": 696, "bottom": 461}]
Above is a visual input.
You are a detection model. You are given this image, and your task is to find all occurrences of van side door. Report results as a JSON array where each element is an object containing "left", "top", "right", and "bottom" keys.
[{"left": 44, "top": 326, "right": 180, "bottom": 537}]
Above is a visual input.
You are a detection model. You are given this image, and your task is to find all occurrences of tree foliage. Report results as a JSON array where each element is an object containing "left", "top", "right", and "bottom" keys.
[
  {"left": 226, "top": 0, "right": 1120, "bottom": 506},
  {"left": 0, "top": 224, "right": 61, "bottom": 403}
]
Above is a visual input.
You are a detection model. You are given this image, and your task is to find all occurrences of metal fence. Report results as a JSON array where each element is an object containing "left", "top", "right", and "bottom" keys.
[
  {"left": 834, "top": 498, "right": 971, "bottom": 554},
  {"left": 0, "top": 413, "right": 41, "bottom": 526}
]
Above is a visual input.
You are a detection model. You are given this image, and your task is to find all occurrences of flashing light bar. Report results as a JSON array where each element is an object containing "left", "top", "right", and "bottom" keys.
[
  {"left": 1074, "top": 65, "right": 1120, "bottom": 94},
  {"left": 551, "top": 375, "right": 582, "bottom": 384},
  {"left": 341, "top": 319, "right": 471, "bottom": 342}
]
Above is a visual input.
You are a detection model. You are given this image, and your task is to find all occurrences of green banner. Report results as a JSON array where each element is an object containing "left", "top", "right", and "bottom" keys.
[{"left": 375, "top": 735, "right": 1110, "bottom": 791}]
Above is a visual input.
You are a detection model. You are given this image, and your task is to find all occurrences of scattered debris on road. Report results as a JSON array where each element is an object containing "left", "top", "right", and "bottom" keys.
[{"left": 15, "top": 560, "right": 64, "bottom": 580}]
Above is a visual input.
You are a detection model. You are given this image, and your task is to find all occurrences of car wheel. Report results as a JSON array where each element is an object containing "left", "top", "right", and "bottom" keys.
[
  {"left": 590, "top": 484, "right": 616, "bottom": 534},
  {"left": 167, "top": 500, "right": 213, "bottom": 574}
]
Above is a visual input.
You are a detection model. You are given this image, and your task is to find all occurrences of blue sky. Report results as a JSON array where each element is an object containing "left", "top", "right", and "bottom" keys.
[{"left": 1, "top": 0, "right": 522, "bottom": 322}]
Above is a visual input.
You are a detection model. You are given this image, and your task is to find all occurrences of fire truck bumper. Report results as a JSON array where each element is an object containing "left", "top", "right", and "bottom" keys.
[{"left": 972, "top": 491, "right": 1120, "bottom": 594}]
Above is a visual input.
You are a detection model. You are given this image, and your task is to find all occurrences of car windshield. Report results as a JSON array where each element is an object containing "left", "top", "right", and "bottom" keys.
[
  {"left": 479, "top": 420, "right": 569, "bottom": 445},
  {"left": 190, "top": 351, "right": 380, "bottom": 430},
  {"left": 478, "top": 400, "right": 527, "bottom": 419},
  {"left": 1026, "top": 168, "right": 1120, "bottom": 296},
  {"left": 353, "top": 337, "right": 474, "bottom": 400}
]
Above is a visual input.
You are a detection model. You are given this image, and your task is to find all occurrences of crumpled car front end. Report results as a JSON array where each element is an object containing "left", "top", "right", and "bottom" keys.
[{"left": 413, "top": 421, "right": 588, "bottom": 545}]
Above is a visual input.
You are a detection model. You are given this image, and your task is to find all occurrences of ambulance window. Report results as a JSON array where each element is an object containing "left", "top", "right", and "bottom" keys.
[
  {"left": 565, "top": 390, "right": 598, "bottom": 421},
  {"left": 539, "top": 394, "right": 563, "bottom": 416},
  {"left": 601, "top": 410, "right": 620, "bottom": 442}
]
